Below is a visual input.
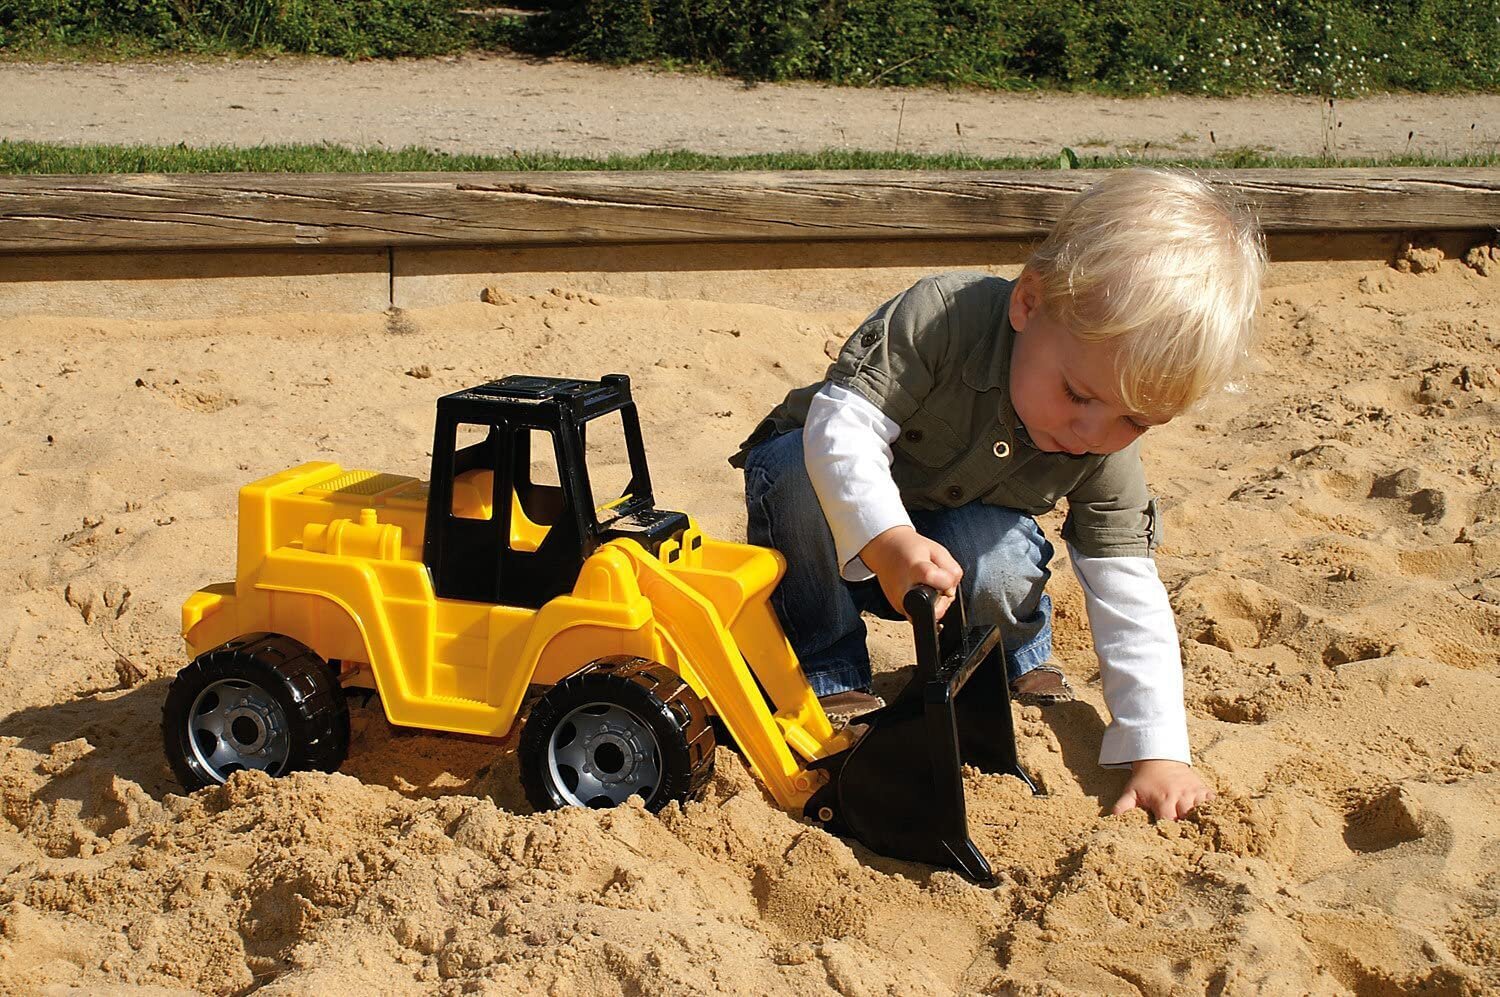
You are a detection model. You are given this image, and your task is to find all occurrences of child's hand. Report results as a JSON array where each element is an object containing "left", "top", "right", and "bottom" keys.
[
  {"left": 859, "top": 525, "right": 963, "bottom": 620},
  {"left": 1112, "top": 759, "right": 1214, "bottom": 820}
]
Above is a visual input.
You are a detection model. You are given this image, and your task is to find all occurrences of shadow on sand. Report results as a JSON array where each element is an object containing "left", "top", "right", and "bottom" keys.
[{"left": 0, "top": 680, "right": 528, "bottom": 813}]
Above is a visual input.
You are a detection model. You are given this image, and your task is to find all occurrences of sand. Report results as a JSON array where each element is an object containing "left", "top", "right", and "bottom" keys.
[{"left": 0, "top": 247, "right": 1497, "bottom": 994}]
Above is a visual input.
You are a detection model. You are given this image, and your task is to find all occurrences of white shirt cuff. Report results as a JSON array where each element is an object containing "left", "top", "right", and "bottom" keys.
[
  {"left": 803, "top": 383, "right": 910, "bottom": 582},
  {"left": 1069, "top": 546, "right": 1193, "bottom": 767}
]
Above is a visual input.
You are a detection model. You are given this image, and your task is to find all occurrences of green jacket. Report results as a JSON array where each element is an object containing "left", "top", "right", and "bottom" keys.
[{"left": 731, "top": 272, "right": 1161, "bottom": 558}]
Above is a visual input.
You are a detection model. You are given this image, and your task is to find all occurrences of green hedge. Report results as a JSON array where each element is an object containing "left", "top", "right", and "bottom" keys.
[
  {"left": 0, "top": 0, "right": 472, "bottom": 59},
  {"left": 3, "top": 0, "right": 1497, "bottom": 95},
  {"left": 539, "top": 0, "right": 1500, "bottom": 94}
]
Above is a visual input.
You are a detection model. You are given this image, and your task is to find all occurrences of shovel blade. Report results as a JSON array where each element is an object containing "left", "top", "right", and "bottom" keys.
[{"left": 805, "top": 587, "right": 1035, "bottom": 883}]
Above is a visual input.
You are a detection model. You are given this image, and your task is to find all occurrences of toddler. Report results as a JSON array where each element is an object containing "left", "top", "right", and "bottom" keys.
[{"left": 731, "top": 169, "right": 1266, "bottom": 819}]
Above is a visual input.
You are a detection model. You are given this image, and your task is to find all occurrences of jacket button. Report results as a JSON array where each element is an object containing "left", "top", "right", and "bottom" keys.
[
  {"left": 993, "top": 440, "right": 1011, "bottom": 459},
  {"left": 946, "top": 485, "right": 964, "bottom": 501},
  {"left": 860, "top": 329, "right": 880, "bottom": 347},
  {"left": 904, "top": 428, "right": 924, "bottom": 442}
]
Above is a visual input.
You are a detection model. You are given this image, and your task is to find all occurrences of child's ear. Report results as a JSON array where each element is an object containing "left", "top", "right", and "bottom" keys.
[{"left": 1010, "top": 268, "right": 1041, "bottom": 333}]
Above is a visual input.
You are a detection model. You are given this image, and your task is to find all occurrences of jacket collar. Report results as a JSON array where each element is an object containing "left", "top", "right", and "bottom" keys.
[
  {"left": 961, "top": 280, "right": 1023, "bottom": 447},
  {"left": 961, "top": 278, "right": 1015, "bottom": 394}
]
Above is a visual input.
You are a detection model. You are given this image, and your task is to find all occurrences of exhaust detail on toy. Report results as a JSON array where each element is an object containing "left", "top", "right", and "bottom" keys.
[{"left": 165, "top": 373, "right": 1034, "bottom": 881}]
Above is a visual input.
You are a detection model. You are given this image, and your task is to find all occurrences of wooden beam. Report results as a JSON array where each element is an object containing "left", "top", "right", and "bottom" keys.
[{"left": 1, "top": 169, "right": 1496, "bottom": 255}]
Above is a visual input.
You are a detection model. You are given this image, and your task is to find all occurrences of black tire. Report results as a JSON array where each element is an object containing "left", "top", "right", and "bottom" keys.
[
  {"left": 519, "top": 656, "right": 714, "bottom": 813},
  {"left": 162, "top": 632, "right": 350, "bottom": 792}
]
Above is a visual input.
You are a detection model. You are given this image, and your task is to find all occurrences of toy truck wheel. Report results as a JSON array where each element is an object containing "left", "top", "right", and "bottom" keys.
[
  {"left": 519, "top": 656, "right": 714, "bottom": 813},
  {"left": 162, "top": 632, "right": 350, "bottom": 791}
]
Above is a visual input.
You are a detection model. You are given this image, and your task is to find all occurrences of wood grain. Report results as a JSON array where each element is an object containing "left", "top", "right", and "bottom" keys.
[{"left": 2, "top": 169, "right": 1495, "bottom": 254}]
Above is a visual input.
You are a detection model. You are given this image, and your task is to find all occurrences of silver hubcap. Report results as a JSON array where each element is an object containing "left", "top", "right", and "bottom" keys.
[
  {"left": 547, "top": 701, "right": 662, "bottom": 808},
  {"left": 187, "top": 678, "right": 291, "bottom": 782}
]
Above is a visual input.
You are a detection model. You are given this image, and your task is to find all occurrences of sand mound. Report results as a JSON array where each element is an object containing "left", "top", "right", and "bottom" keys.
[{"left": 1, "top": 257, "right": 1497, "bottom": 994}]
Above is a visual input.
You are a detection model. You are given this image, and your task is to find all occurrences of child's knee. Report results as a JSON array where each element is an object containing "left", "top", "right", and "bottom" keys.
[
  {"left": 967, "top": 522, "right": 1052, "bottom": 617},
  {"left": 972, "top": 565, "right": 1048, "bottom": 620}
]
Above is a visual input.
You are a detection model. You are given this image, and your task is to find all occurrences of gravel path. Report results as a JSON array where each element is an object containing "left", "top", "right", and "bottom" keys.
[{"left": 3, "top": 54, "right": 1498, "bottom": 160}]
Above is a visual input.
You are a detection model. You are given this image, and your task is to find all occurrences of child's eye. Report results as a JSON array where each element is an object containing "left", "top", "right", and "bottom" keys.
[{"left": 1062, "top": 382, "right": 1089, "bottom": 404}]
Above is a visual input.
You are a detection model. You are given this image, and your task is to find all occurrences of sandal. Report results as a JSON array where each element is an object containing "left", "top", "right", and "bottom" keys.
[
  {"left": 817, "top": 689, "right": 886, "bottom": 722},
  {"left": 1009, "top": 664, "right": 1076, "bottom": 705}
]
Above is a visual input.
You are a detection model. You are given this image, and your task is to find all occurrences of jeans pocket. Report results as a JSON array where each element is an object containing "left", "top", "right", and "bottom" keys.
[
  {"left": 743, "top": 461, "right": 766, "bottom": 502},
  {"left": 743, "top": 463, "right": 776, "bottom": 551}
]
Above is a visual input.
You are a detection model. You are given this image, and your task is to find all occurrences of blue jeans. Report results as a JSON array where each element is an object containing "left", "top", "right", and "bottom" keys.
[{"left": 743, "top": 429, "right": 1055, "bottom": 697}]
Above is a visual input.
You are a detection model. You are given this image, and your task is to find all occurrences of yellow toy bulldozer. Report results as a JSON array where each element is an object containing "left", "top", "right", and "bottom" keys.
[{"left": 164, "top": 374, "right": 1033, "bottom": 881}]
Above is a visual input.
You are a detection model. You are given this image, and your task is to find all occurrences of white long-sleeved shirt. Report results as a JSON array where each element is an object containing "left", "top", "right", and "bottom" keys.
[{"left": 803, "top": 382, "right": 1191, "bottom": 766}]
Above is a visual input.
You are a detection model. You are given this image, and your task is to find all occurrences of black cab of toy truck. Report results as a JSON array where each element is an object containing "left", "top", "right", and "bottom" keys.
[{"left": 422, "top": 373, "right": 688, "bottom": 607}]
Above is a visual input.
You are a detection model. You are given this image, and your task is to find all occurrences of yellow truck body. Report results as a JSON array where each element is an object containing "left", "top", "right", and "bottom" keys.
[{"left": 183, "top": 460, "right": 852, "bottom": 810}]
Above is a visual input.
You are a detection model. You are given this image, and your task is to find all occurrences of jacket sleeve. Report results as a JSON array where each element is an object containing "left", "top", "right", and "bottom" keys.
[
  {"left": 1061, "top": 441, "right": 1159, "bottom": 558},
  {"left": 823, "top": 276, "right": 956, "bottom": 426}
]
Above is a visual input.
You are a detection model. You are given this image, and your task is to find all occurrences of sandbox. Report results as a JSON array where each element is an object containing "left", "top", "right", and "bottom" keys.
[{"left": 0, "top": 177, "right": 1497, "bottom": 993}]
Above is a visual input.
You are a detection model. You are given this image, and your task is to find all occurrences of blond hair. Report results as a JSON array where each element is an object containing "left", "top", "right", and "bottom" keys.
[{"left": 1026, "top": 168, "right": 1266, "bottom": 418}]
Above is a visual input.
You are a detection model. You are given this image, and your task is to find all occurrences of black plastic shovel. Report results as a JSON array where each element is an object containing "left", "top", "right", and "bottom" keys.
[{"left": 803, "top": 584, "right": 1037, "bottom": 883}]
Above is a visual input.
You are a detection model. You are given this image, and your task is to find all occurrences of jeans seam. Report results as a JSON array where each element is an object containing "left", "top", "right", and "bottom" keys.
[{"left": 748, "top": 464, "right": 809, "bottom": 653}]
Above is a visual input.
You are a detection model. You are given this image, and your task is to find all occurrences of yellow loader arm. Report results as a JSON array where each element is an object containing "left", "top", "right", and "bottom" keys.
[{"left": 612, "top": 531, "right": 854, "bottom": 811}]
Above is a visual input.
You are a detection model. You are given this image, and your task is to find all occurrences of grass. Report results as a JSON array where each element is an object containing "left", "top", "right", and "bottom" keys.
[
  {"left": 0, "top": 39, "right": 179, "bottom": 63},
  {"left": 3, "top": 140, "right": 1498, "bottom": 175}
]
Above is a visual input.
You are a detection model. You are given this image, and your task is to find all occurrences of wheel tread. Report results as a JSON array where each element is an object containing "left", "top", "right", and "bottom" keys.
[
  {"left": 162, "top": 632, "right": 350, "bottom": 790},
  {"left": 519, "top": 656, "right": 715, "bottom": 814}
]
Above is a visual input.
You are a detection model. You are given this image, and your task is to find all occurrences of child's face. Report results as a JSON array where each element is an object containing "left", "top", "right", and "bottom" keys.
[{"left": 1008, "top": 273, "right": 1168, "bottom": 456}]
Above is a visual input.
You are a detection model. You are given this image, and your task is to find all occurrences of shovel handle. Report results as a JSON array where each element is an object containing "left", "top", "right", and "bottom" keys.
[
  {"left": 904, "top": 583, "right": 967, "bottom": 683},
  {"left": 903, "top": 583, "right": 967, "bottom": 627}
]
